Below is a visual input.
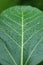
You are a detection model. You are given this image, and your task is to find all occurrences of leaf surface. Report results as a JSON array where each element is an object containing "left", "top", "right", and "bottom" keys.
[{"left": 0, "top": 6, "right": 43, "bottom": 65}]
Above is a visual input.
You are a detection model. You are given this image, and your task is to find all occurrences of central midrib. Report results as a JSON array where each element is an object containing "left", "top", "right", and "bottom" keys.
[{"left": 21, "top": 11, "right": 24, "bottom": 65}]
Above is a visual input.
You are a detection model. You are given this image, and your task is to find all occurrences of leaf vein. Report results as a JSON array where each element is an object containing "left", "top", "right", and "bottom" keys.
[
  {"left": 24, "top": 28, "right": 43, "bottom": 46},
  {"left": 1, "top": 20, "right": 21, "bottom": 36},
  {"left": 24, "top": 21, "right": 40, "bottom": 33},
  {"left": 4, "top": 14, "right": 21, "bottom": 26},
  {"left": 25, "top": 38, "right": 43, "bottom": 65},
  {"left": 24, "top": 14, "right": 42, "bottom": 26},
  {"left": 0, "top": 28, "right": 21, "bottom": 48}
]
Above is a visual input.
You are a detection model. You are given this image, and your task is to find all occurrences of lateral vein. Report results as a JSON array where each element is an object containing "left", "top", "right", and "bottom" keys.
[
  {"left": 25, "top": 38, "right": 43, "bottom": 65},
  {"left": 4, "top": 44, "right": 17, "bottom": 65}
]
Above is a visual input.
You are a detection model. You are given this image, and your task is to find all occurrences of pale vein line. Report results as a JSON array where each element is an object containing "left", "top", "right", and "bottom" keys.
[
  {"left": 24, "top": 21, "right": 40, "bottom": 33},
  {"left": 21, "top": 11, "right": 24, "bottom": 65},
  {"left": 23, "top": 8, "right": 42, "bottom": 17},
  {"left": 24, "top": 14, "right": 41, "bottom": 26},
  {"left": 0, "top": 28, "right": 21, "bottom": 48},
  {"left": 4, "top": 14, "right": 21, "bottom": 26},
  {"left": 24, "top": 28, "right": 43, "bottom": 46},
  {"left": 2, "top": 20, "right": 21, "bottom": 36},
  {"left": 25, "top": 38, "right": 43, "bottom": 65},
  {"left": 4, "top": 43, "right": 17, "bottom": 65},
  {"left": 0, "top": 38, "right": 16, "bottom": 65},
  {"left": 24, "top": 12, "right": 41, "bottom": 21},
  {"left": 24, "top": 13, "right": 39, "bottom": 20},
  {"left": 9, "top": 12, "right": 21, "bottom": 19}
]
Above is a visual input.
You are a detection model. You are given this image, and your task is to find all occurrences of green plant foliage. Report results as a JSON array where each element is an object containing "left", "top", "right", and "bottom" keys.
[
  {"left": 0, "top": 0, "right": 20, "bottom": 13},
  {"left": 0, "top": 6, "right": 43, "bottom": 65}
]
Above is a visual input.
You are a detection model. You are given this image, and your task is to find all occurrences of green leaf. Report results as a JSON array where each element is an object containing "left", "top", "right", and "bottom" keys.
[{"left": 0, "top": 6, "right": 43, "bottom": 65}]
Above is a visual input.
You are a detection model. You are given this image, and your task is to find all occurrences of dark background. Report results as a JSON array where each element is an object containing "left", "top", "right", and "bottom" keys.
[
  {"left": 0, "top": 0, "right": 43, "bottom": 65},
  {"left": 0, "top": 0, "right": 43, "bottom": 13}
]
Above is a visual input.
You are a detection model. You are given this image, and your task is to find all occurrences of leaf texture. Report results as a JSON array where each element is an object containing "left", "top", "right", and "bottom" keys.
[{"left": 0, "top": 6, "right": 43, "bottom": 65}]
